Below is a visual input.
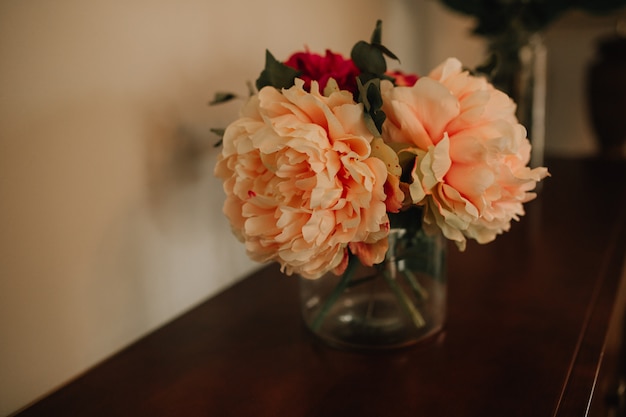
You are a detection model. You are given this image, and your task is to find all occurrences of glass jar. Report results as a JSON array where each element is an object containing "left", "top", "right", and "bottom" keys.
[{"left": 299, "top": 223, "right": 447, "bottom": 351}]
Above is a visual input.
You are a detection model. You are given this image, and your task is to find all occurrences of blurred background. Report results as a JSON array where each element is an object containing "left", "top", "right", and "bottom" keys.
[{"left": 1, "top": 0, "right": 624, "bottom": 415}]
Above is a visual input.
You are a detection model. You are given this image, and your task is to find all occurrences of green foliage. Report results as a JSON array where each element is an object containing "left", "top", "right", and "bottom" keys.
[
  {"left": 439, "top": 0, "right": 626, "bottom": 37},
  {"left": 209, "top": 92, "right": 237, "bottom": 105},
  {"left": 357, "top": 78, "right": 386, "bottom": 136},
  {"left": 351, "top": 20, "right": 400, "bottom": 78},
  {"left": 255, "top": 49, "right": 301, "bottom": 91},
  {"left": 351, "top": 41, "right": 387, "bottom": 75},
  {"left": 351, "top": 20, "right": 401, "bottom": 136},
  {"left": 210, "top": 128, "right": 225, "bottom": 147},
  {"left": 210, "top": 127, "right": 225, "bottom": 137},
  {"left": 214, "top": 20, "right": 405, "bottom": 142}
]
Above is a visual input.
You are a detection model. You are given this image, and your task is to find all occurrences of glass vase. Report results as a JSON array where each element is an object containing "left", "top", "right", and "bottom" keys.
[{"left": 299, "top": 222, "right": 447, "bottom": 351}]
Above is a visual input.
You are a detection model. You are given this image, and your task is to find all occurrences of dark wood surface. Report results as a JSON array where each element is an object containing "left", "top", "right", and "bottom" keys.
[{"left": 15, "top": 158, "right": 626, "bottom": 417}]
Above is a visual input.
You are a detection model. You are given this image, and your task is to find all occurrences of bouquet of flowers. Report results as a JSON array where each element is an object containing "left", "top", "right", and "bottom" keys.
[{"left": 213, "top": 20, "right": 549, "bottom": 281}]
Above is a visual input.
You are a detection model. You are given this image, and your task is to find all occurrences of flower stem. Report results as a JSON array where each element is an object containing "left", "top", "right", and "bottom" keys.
[
  {"left": 403, "top": 269, "right": 429, "bottom": 303},
  {"left": 346, "top": 273, "right": 378, "bottom": 288},
  {"left": 383, "top": 270, "right": 426, "bottom": 328},
  {"left": 310, "top": 255, "right": 359, "bottom": 331}
]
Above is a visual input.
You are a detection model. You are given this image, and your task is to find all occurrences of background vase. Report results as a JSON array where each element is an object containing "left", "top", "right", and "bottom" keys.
[
  {"left": 488, "top": 31, "right": 547, "bottom": 169},
  {"left": 299, "top": 217, "right": 447, "bottom": 351},
  {"left": 586, "top": 34, "right": 626, "bottom": 160}
]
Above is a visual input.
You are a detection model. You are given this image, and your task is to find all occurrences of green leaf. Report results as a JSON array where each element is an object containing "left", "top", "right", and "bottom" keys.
[
  {"left": 370, "top": 19, "right": 383, "bottom": 44},
  {"left": 255, "top": 49, "right": 301, "bottom": 91},
  {"left": 351, "top": 20, "right": 401, "bottom": 77},
  {"left": 365, "top": 79, "right": 383, "bottom": 111},
  {"left": 246, "top": 80, "right": 255, "bottom": 96},
  {"left": 370, "top": 21, "right": 400, "bottom": 60},
  {"left": 371, "top": 110, "right": 386, "bottom": 135},
  {"left": 211, "top": 128, "right": 225, "bottom": 148},
  {"left": 356, "top": 77, "right": 372, "bottom": 111},
  {"left": 209, "top": 92, "right": 237, "bottom": 105},
  {"left": 374, "top": 43, "right": 400, "bottom": 62},
  {"left": 361, "top": 112, "right": 381, "bottom": 138},
  {"left": 351, "top": 41, "right": 386, "bottom": 75},
  {"left": 357, "top": 77, "right": 386, "bottom": 135}
]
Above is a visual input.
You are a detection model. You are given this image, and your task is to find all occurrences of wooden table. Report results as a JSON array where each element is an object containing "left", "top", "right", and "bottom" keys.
[{"left": 15, "top": 158, "right": 626, "bottom": 417}]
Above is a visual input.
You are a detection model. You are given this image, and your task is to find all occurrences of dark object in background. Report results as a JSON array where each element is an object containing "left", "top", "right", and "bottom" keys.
[{"left": 587, "top": 35, "right": 626, "bottom": 159}]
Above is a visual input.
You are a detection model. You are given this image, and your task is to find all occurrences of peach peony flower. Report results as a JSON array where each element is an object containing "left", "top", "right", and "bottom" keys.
[
  {"left": 215, "top": 79, "right": 391, "bottom": 279},
  {"left": 381, "top": 58, "right": 549, "bottom": 250}
]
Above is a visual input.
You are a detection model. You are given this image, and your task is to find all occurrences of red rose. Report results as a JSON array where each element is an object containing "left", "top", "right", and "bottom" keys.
[
  {"left": 386, "top": 70, "right": 419, "bottom": 87},
  {"left": 284, "top": 49, "right": 360, "bottom": 95}
]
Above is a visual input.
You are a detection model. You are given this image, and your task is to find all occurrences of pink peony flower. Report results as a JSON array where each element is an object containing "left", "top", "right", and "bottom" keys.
[
  {"left": 215, "top": 79, "right": 390, "bottom": 279},
  {"left": 381, "top": 58, "right": 549, "bottom": 250},
  {"left": 284, "top": 49, "right": 360, "bottom": 96}
]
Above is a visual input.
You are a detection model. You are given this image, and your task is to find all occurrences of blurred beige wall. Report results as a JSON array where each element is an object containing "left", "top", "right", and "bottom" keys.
[{"left": 0, "top": 0, "right": 619, "bottom": 415}]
